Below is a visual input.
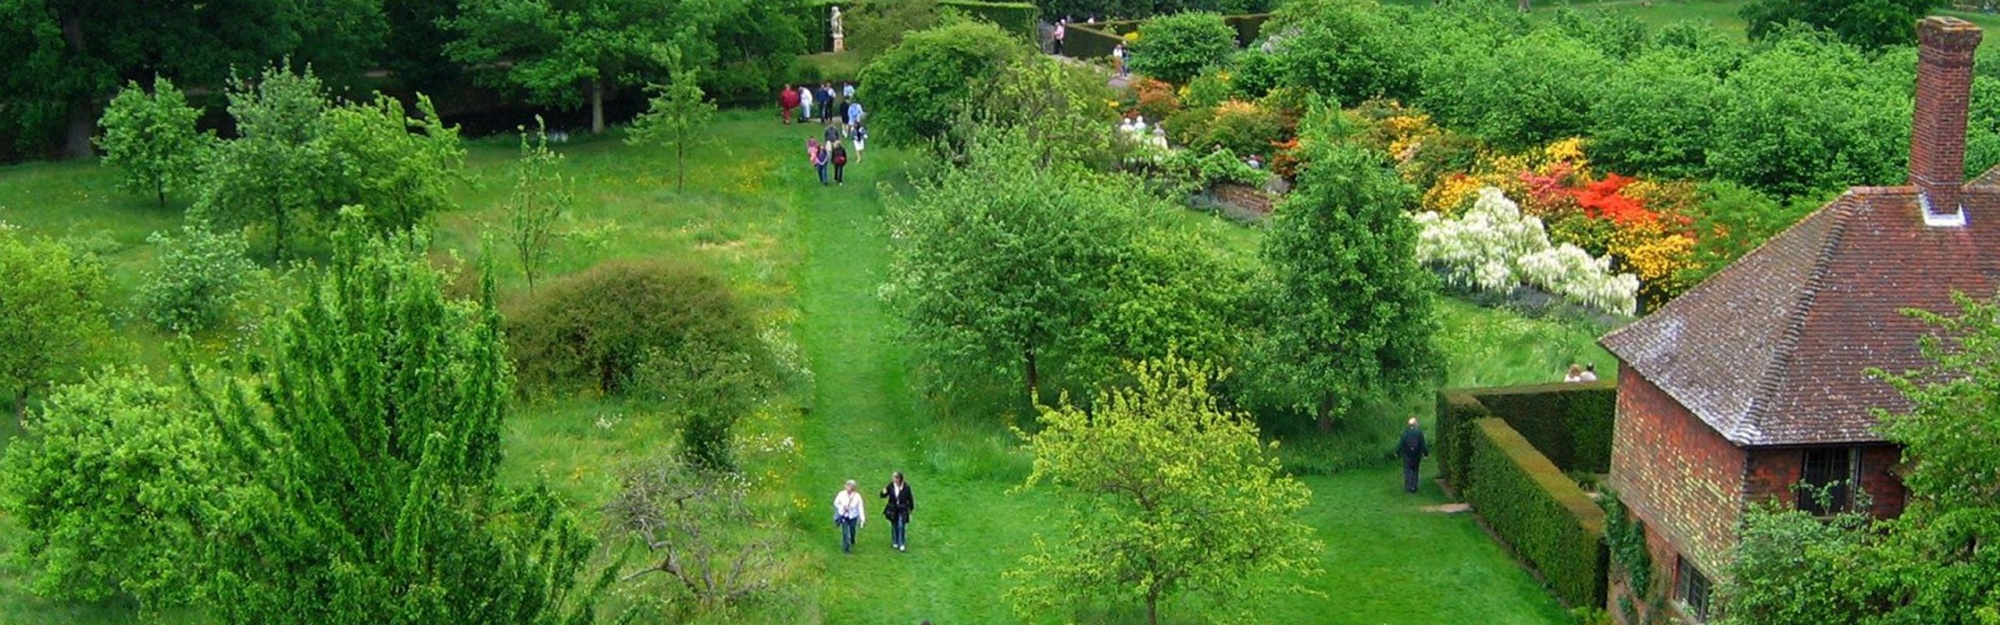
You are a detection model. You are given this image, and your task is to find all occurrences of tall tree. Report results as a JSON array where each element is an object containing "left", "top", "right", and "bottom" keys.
[
  {"left": 96, "top": 77, "right": 214, "bottom": 207},
  {"left": 1252, "top": 109, "right": 1442, "bottom": 432},
  {"left": 186, "top": 224, "right": 607, "bottom": 625},
  {"left": 1743, "top": 0, "right": 1941, "bottom": 49},
  {"left": 0, "top": 0, "right": 383, "bottom": 159},
  {"left": 447, "top": 0, "right": 699, "bottom": 135},
  {"left": 506, "top": 117, "right": 573, "bottom": 294},
  {"left": 1008, "top": 358, "right": 1322, "bottom": 625},
  {"left": 0, "top": 227, "right": 114, "bottom": 423},
  {"left": 626, "top": 62, "right": 716, "bottom": 192}
]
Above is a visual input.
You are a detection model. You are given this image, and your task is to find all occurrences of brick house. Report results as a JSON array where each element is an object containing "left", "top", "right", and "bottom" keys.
[{"left": 1598, "top": 17, "right": 1998, "bottom": 624}]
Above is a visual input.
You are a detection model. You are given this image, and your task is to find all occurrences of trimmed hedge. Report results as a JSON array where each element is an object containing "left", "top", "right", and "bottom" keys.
[
  {"left": 1063, "top": 13, "right": 1268, "bottom": 60},
  {"left": 943, "top": 0, "right": 1041, "bottom": 39},
  {"left": 1434, "top": 380, "right": 1615, "bottom": 478},
  {"left": 1463, "top": 418, "right": 1608, "bottom": 610},
  {"left": 1436, "top": 389, "right": 1488, "bottom": 486}
]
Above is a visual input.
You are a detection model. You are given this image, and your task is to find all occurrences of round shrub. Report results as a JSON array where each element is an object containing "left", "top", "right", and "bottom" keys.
[
  {"left": 859, "top": 21, "right": 1027, "bottom": 148},
  {"left": 1130, "top": 12, "right": 1237, "bottom": 85},
  {"left": 136, "top": 225, "right": 260, "bottom": 334},
  {"left": 1200, "top": 100, "right": 1284, "bottom": 157},
  {"left": 504, "top": 259, "right": 763, "bottom": 397}
]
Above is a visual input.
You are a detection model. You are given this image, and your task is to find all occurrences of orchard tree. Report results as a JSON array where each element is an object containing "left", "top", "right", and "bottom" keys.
[
  {"left": 605, "top": 454, "right": 783, "bottom": 609},
  {"left": 448, "top": 0, "right": 697, "bottom": 134},
  {"left": 506, "top": 118, "right": 574, "bottom": 294},
  {"left": 972, "top": 54, "right": 1121, "bottom": 168},
  {"left": 1008, "top": 358, "right": 1322, "bottom": 625},
  {"left": 0, "top": 226, "right": 114, "bottom": 423},
  {"left": 1129, "top": 12, "right": 1236, "bottom": 85},
  {"left": 320, "top": 93, "right": 465, "bottom": 236},
  {"left": 884, "top": 131, "right": 1246, "bottom": 405},
  {"left": 192, "top": 65, "right": 334, "bottom": 261},
  {"left": 858, "top": 21, "right": 1026, "bottom": 148},
  {"left": 0, "top": 0, "right": 383, "bottom": 158},
  {"left": 627, "top": 63, "right": 716, "bottom": 192},
  {"left": 97, "top": 77, "right": 214, "bottom": 207},
  {"left": 1251, "top": 110, "right": 1442, "bottom": 432},
  {"left": 186, "top": 222, "right": 607, "bottom": 625},
  {"left": 0, "top": 369, "right": 224, "bottom": 608}
]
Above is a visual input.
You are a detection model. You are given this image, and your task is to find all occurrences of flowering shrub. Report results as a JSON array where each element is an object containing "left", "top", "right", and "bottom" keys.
[
  {"left": 1182, "top": 68, "right": 1236, "bottom": 109},
  {"left": 1201, "top": 100, "right": 1285, "bottom": 157},
  {"left": 1132, "top": 78, "right": 1181, "bottom": 125},
  {"left": 1413, "top": 187, "right": 1639, "bottom": 316}
]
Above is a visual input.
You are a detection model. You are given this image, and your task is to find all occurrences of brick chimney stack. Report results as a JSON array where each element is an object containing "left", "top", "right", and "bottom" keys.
[{"left": 1912, "top": 16, "right": 1982, "bottom": 223}]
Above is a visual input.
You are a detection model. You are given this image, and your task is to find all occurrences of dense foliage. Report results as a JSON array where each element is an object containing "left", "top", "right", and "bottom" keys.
[
  {"left": 506, "top": 259, "right": 766, "bottom": 397},
  {"left": 1033, "top": 0, "right": 1270, "bottom": 19},
  {"left": 0, "top": 226, "right": 114, "bottom": 421},
  {"left": 1129, "top": 12, "right": 1237, "bottom": 85},
  {"left": 858, "top": 21, "right": 1027, "bottom": 148},
  {"left": 1742, "top": 0, "right": 1941, "bottom": 49},
  {"left": 0, "top": 369, "right": 221, "bottom": 607},
  {"left": 1009, "top": 358, "right": 1321, "bottom": 625}
]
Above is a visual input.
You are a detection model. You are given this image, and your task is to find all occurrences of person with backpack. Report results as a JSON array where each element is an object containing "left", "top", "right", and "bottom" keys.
[
  {"left": 1396, "top": 417, "right": 1428, "bottom": 493},
  {"left": 831, "top": 140, "right": 849, "bottom": 185}
]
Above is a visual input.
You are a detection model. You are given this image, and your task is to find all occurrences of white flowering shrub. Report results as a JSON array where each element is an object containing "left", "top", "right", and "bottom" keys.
[{"left": 1413, "top": 187, "right": 1639, "bottom": 315}]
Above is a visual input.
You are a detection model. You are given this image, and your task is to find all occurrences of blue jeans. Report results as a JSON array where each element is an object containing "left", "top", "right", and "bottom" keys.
[
  {"left": 816, "top": 163, "right": 828, "bottom": 185},
  {"left": 891, "top": 517, "right": 908, "bottom": 548},
  {"left": 837, "top": 516, "right": 858, "bottom": 552}
]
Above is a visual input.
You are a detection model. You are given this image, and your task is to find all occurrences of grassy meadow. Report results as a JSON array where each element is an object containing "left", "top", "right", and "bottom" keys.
[{"left": 0, "top": 108, "right": 1605, "bottom": 624}]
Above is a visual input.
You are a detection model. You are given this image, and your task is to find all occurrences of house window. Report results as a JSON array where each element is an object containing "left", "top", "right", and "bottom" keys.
[
  {"left": 1676, "top": 557, "right": 1713, "bottom": 623},
  {"left": 1800, "top": 447, "right": 1857, "bottom": 516}
]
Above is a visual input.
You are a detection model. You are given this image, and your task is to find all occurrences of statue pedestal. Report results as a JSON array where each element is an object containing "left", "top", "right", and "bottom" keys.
[{"left": 833, "top": 34, "right": 845, "bottom": 53}]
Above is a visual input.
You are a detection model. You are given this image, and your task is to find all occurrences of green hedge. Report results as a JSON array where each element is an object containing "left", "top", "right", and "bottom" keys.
[
  {"left": 1463, "top": 418, "right": 1608, "bottom": 610},
  {"left": 1436, "top": 389, "right": 1489, "bottom": 487},
  {"left": 1063, "top": 13, "right": 1268, "bottom": 60},
  {"left": 943, "top": 0, "right": 1041, "bottom": 39},
  {"left": 1434, "top": 381, "right": 1615, "bottom": 478}
]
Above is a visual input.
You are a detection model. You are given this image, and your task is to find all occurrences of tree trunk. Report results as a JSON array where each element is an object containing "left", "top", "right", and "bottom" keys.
[
  {"left": 1316, "top": 392, "right": 1335, "bottom": 434},
  {"left": 156, "top": 178, "right": 167, "bottom": 208},
  {"left": 1023, "top": 345, "right": 1040, "bottom": 406},
  {"left": 1518, "top": 0, "right": 1530, "bottom": 11},
  {"left": 591, "top": 80, "right": 606, "bottom": 134},
  {"left": 58, "top": 6, "right": 95, "bottom": 160},
  {"left": 272, "top": 200, "right": 288, "bottom": 261},
  {"left": 1146, "top": 587, "right": 1160, "bottom": 625},
  {"left": 676, "top": 143, "right": 686, "bottom": 191},
  {"left": 14, "top": 388, "right": 28, "bottom": 429}
]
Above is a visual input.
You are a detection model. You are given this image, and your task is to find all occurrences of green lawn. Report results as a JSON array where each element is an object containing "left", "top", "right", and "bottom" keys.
[{"left": 0, "top": 111, "right": 1593, "bottom": 624}]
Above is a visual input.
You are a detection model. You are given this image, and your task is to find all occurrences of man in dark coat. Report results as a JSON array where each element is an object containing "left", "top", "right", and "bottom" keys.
[{"left": 1397, "top": 417, "right": 1428, "bottom": 493}]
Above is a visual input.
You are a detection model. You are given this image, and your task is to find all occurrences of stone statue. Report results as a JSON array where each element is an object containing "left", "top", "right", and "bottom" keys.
[{"left": 831, "top": 7, "right": 846, "bottom": 53}]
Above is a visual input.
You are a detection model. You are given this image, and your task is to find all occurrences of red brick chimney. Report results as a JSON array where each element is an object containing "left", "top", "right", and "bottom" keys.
[{"left": 1912, "top": 16, "right": 1982, "bottom": 224}]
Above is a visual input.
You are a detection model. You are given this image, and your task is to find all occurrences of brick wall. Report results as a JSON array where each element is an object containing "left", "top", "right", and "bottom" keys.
[
  {"left": 1212, "top": 182, "right": 1274, "bottom": 216},
  {"left": 1606, "top": 361, "right": 1743, "bottom": 622},
  {"left": 1743, "top": 445, "right": 1907, "bottom": 518}
]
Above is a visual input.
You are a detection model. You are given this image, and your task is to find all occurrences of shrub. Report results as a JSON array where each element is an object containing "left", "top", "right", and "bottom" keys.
[
  {"left": 1130, "top": 12, "right": 1237, "bottom": 85},
  {"left": 1463, "top": 381, "right": 1616, "bottom": 473},
  {"left": 847, "top": 0, "right": 943, "bottom": 59},
  {"left": 1181, "top": 67, "right": 1236, "bottom": 109},
  {"left": 1201, "top": 100, "right": 1284, "bottom": 157},
  {"left": 1412, "top": 187, "right": 1640, "bottom": 316},
  {"left": 1132, "top": 77, "right": 1182, "bottom": 123},
  {"left": 1463, "top": 418, "right": 1607, "bottom": 609},
  {"left": 858, "top": 20, "right": 1027, "bottom": 147},
  {"left": 505, "top": 259, "right": 763, "bottom": 397},
  {"left": 136, "top": 225, "right": 261, "bottom": 334}
]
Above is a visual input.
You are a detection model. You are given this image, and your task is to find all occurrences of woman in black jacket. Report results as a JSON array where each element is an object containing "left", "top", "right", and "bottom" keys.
[{"left": 879, "top": 471, "right": 915, "bottom": 551}]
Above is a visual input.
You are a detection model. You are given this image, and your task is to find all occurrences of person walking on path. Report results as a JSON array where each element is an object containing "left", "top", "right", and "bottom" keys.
[
  {"left": 846, "top": 99, "right": 864, "bottom": 127},
  {"left": 1053, "top": 19, "right": 1067, "bottom": 55},
  {"left": 1397, "top": 417, "right": 1428, "bottom": 493},
  {"left": 779, "top": 84, "right": 800, "bottom": 124},
  {"left": 819, "top": 83, "right": 838, "bottom": 123},
  {"left": 852, "top": 124, "right": 867, "bottom": 162},
  {"left": 1113, "top": 42, "right": 1128, "bottom": 77},
  {"left": 800, "top": 85, "right": 815, "bottom": 122},
  {"left": 833, "top": 479, "right": 866, "bottom": 553},
  {"left": 879, "top": 471, "right": 915, "bottom": 551},
  {"left": 823, "top": 121, "right": 841, "bottom": 146},
  {"left": 831, "top": 140, "right": 849, "bottom": 186},
  {"left": 808, "top": 138, "right": 829, "bottom": 185},
  {"left": 842, "top": 81, "right": 856, "bottom": 100}
]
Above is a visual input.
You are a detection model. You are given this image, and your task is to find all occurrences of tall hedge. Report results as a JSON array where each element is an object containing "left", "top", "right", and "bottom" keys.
[
  {"left": 1435, "top": 389, "right": 1488, "bottom": 486},
  {"left": 942, "top": 0, "right": 1041, "bottom": 39},
  {"left": 1463, "top": 418, "right": 1608, "bottom": 610},
  {"left": 1434, "top": 381, "right": 1615, "bottom": 479}
]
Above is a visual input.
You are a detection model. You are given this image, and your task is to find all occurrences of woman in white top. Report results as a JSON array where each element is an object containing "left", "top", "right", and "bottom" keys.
[
  {"left": 833, "top": 479, "right": 866, "bottom": 553},
  {"left": 800, "top": 86, "right": 816, "bottom": 122}
]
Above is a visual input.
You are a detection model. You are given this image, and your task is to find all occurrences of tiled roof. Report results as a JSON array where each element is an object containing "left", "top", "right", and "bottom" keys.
[{"left": 1601, "top": 184, "right": 2000, "bottom": 447}]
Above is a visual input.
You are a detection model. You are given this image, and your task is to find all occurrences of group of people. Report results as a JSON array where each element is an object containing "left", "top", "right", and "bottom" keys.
[
  {"left": 832, "top": 471, "right": 916, "bottom": 553},
  {"left": 1047, "top": 17, "right": 1131, "bottom": 78},
  {"left": 1564, "top": 363, "right": 1599, "bottom": 382},
  {"left": 781, "top": 82, "right": 867, "bottom": 187}
]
